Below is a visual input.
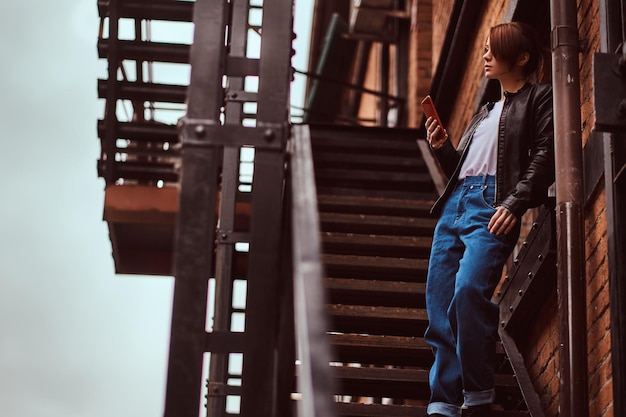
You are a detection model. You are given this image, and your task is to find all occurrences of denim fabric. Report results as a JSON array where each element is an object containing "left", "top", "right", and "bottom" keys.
[{"left": 425, "top": 175, "right": 519, "bottom": 417}]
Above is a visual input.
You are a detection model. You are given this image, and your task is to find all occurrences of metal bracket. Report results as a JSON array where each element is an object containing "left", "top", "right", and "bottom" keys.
[
  {"left": 216, "top": 230, "right": 250, "bottom": 244},
  {"left": 551, "top": 25, "right": 580, "bottom": 50},
  {"left": 179, "top": 118, "right": 287, "bottom": 150},
  {"left": 593, "top": 52, "right": 626, "bottom": 132}
]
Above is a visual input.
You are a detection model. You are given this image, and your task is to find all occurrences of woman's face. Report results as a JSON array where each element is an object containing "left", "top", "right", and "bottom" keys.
[{"left": 482, "top": 37, "right": 511, "bottom": 80}]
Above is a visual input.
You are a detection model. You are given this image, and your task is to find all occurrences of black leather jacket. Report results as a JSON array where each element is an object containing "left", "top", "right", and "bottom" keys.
[{"left": 430, "top": 83, "right": 555, "bottom": 218}]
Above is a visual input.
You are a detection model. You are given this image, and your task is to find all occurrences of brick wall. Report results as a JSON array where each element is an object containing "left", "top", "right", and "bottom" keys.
[
  {"left": 408, "top": 0, "right": 433, "bottom": 128},
  {"left": 579, "top": 5, "right": 613, "bottom": 414}
]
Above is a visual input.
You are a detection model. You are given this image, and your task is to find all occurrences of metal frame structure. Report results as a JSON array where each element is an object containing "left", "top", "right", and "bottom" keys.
[{"left": 162, "top": 1, "right": 295, "bottom": 416}]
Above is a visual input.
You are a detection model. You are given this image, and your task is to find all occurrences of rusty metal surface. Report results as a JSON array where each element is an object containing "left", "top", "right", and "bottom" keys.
[{"left": 550, "top": 1, "right": 589, "bottom": 415}]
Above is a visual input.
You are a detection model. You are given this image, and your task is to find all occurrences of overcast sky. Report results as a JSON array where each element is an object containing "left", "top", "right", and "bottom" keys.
[{"left": 0, "top": 1, "right": 311, "bottom": 416}]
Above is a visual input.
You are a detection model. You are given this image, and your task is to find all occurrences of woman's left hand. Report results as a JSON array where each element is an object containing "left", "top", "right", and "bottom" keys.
[{"left": 488, "top": 206, "right": 518, "bottom": 235}]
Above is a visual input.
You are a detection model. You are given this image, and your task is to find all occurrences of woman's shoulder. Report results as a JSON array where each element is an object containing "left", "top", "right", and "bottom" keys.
[{"left": 526, "top": 82, "right": 553, "bottom": 97}]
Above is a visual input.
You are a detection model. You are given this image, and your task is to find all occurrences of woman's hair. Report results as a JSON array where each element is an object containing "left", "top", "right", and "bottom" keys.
[{"left": 489, "top": 22, "right": 546, "bottom": 79}]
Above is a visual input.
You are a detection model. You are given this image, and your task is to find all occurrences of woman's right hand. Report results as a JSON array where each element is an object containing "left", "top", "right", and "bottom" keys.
[{"left": 425, "top": 116, "right": 448, "bottom": 149}]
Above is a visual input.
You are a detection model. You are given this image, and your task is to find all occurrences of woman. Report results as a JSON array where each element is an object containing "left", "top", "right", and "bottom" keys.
[{"left": 423, "top": 22, "right": 554, "bottom": 417}]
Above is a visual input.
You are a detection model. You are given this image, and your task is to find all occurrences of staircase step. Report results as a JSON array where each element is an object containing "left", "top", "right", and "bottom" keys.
[
  {"left": 327, "top": 304, "right": 427, "bottom": 336},
  {"left": 325, "top": 278, "right": 425, "bottom": 308},
  {"left": 322, "top": 232, "right": 431, "bottom": 258},
  {"left": 315, "top": 168, "right": 433, "bottom": 192},
  {"left": 334, "top": 402, "right": 529, "bottom": 417},
  {"left": 323, "top": 254, "right": 428, "bottom": 281},
  {"left": 331, "top": 365, "right": 520, "bottom": 400},
  {"left": 334, "top": 402, "right": 426, "bottom": 417},
  {"left": 313, "top": 150, "right": 427, "bottom": 171},
  {"left": 320, "top": 213, "right": 437, "bottom": 236},
  {"left": 311, "top": 135, "right": 418, "bottom": 153},
  {"left": 329, "top": 333, "right": 431, "bottom": 366},
  {"left": 318, "top": 194, "right": 435, "bottom": 217}
]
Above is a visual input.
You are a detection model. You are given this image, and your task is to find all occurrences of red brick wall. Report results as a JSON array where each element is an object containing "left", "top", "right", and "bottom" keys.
[
  {"left": 408, "top": 0, "right": 434, "bottom": 128},
  {"left": 579, "top": 9, "right": 612, "bottom": 414}
]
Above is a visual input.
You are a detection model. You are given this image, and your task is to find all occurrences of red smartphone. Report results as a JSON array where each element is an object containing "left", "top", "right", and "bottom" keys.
[{"left": 421, "top": 95, "right": 444, "bottom": 129}]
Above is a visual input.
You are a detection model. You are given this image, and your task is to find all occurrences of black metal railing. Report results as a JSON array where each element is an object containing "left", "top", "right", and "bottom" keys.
[{"left": 288, "top": 124, "right": 338, "bottom": 417}]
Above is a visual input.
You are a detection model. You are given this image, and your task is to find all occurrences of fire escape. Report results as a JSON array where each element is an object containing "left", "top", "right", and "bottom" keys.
[{"left": 97, "top": 1, "right": 561, "bottom": 417}]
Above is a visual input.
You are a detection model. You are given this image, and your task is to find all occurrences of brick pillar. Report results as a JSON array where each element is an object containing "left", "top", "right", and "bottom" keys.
[{"left": 408, "top": 0, "right": 433, "bottom": 128}]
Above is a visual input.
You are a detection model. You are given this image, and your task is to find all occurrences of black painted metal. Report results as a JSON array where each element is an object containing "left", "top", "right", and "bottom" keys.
[
  {"left": 495, "top": 204, "right": 556, "bottom": 417},
  {"left": 496, "top": 203, "right": 557, "bottom": 331},
  {"left": 164, "top": 0, "right": 228, "bottom": 415},
  {"left": 593, "top": 51, "right": 626, "bottom": 132},
  {"left": 102, "top": 0, "right": 119, "bottom": 185},
  {"left": 205, "top": 0, "right": 249, "bottom": 415},
  {"left": 239, "top": 0, "right": 293, "bottom": 415},
  {"left": 598, "top": 2, "right": 626, "bottom": 414},
  {"left": 605, "top": 134, "right": 626, "bottom": 417}
]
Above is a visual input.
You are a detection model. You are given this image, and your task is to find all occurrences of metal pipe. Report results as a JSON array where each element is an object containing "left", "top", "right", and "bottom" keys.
[{"left": 549, "top": 1, "right": 589, "bottom": 416}]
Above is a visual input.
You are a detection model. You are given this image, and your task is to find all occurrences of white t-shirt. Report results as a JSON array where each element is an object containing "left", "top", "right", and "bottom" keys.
[{"left": 458, "top": 100, "right": 504, "bottom": 180}]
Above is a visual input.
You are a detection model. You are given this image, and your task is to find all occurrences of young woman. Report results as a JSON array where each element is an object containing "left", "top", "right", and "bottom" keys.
[{"left": 423, "top": 22, "right": 554, "bottom": 417}]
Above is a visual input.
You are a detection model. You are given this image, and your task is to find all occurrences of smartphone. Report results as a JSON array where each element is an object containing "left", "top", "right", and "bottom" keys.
[{"left": 421, "top": 95, "right": 444, "bottom": 129}]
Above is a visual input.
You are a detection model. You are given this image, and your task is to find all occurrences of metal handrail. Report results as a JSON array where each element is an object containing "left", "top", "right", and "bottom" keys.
[{"left": 289, "top": 124, "right": 338, "bottom": 417}]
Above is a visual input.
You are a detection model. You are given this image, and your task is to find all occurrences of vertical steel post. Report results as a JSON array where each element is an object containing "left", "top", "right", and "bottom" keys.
[
  {"left": 550, "top": 1, "right": 589, "bottom": 416},
  {"left": 164, "top": 1, "right": 228, "bottom": 416},
  {"left": 239, "top": 0, "right": 294, "bottom": 416},
  {"left": 205, "top": 1, "right": 250, "bottom": 416}
]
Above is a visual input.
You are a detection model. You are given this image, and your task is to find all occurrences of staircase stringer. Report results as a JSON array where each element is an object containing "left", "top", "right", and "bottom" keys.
[{"left": 495, "top": 201, "right": 557, "bottom": 417}]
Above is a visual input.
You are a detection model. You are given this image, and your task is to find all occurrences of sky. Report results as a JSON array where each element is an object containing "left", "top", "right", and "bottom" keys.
[{"left": 0, "top": 1, "right": 312, "bottom": 416}]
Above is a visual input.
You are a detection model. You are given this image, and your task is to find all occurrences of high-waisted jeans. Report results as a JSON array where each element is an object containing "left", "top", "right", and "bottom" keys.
[{"left": 425, "top": 175, "right": 519, "bottom": 417}]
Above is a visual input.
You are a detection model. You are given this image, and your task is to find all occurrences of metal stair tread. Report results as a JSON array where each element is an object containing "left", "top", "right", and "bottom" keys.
[
  {"left": 320, "top": 212, "right": 437, "bottom": 231},
  {"left": 323, "top": 254, "right": 429, "bottom": 271},
  {"left": 315, "top": 167, "right": 433, "bottom": 184},
  {"left": 312, "top": 150, "right": 427, "bottom": 170},
  {"left": 318, "top": 193, "right": 435, "bottom": 213},
  {"left": 326, "top": 278, "right": 425, "bottom": 295},
  {"left": 327, "top": 304, "right": 427, "bottom": 321},
  {"left": 322, "top": 232, "right": 432, "bottom": 249}
]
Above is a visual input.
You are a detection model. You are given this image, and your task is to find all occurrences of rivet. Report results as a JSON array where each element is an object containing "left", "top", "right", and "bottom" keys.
[
  {"left": 518, "top": 289, "right": 523, "bottom": 296},
  {"left": 509, "top": 306, "right": 514, "bottom": 312},
  {"left": 264, "top": 128, "right": 275, "bottom": 142},
  {"left": 528, "top": 272, "right": 533, "bottom": 280},
  {"left": 195, "top": 124, "right": 206, "bottom": 137}
]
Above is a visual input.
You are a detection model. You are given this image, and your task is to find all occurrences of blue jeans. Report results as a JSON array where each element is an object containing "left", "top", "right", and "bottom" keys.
[{"left": 425, "top": 175, "right": 519, "bottom": 417}]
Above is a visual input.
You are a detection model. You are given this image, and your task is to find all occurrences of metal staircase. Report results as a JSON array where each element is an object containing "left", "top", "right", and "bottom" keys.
[{"left": 306, "top": 124, "right": 530, "bottom": 417}]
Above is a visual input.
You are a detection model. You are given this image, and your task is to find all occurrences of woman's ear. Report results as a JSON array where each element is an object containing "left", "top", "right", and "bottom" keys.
[{"left": 517, "top": 52, "right": 530, "bottom": 68}]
